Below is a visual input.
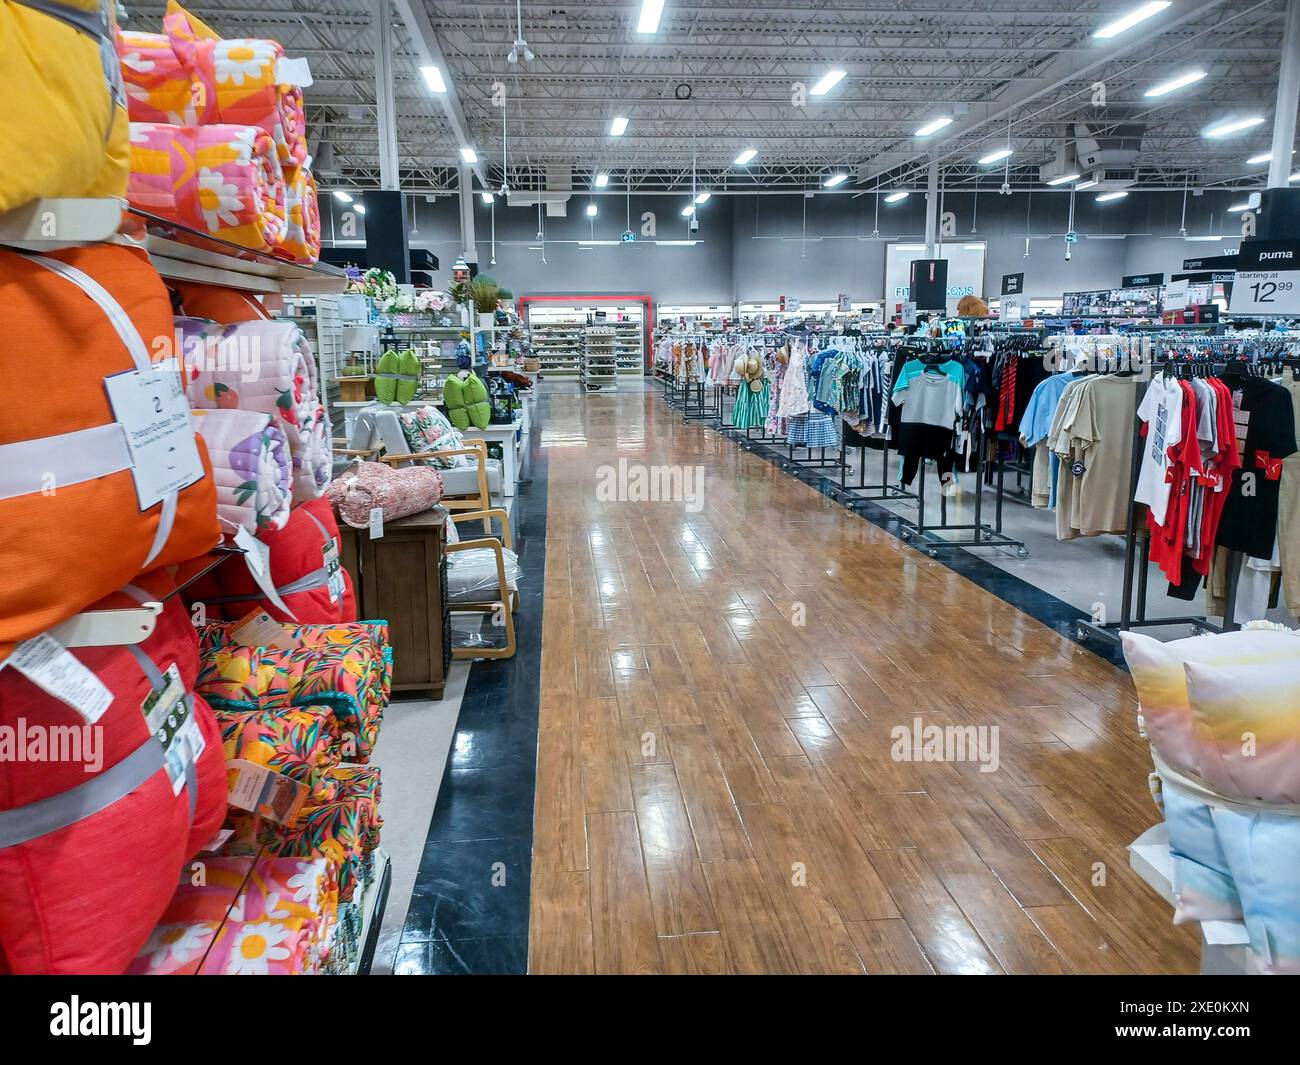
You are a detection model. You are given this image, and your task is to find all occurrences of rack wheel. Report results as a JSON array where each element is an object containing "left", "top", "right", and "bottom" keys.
[
  {"left": 901, "top": 529, "right": 912, "bottom": 540},
  {"left": 1076, "top": 627, "right": 1090, "bottom": 642},
  {"left": 1017, "top": 547, "right": 1030, "bottom": 559},
  {"left": 927, "top": 548, "right": 940, "bottom": 559}
]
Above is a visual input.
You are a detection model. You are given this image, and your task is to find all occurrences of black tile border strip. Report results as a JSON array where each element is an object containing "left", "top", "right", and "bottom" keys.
[{"left": 398, "top": 394, "right": 551, "bottom": 973}]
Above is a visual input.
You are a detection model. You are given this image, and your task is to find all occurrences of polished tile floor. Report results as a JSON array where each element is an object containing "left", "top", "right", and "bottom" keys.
[{"left": 528, "top": 383, "right": 1198, "bottom": 975}]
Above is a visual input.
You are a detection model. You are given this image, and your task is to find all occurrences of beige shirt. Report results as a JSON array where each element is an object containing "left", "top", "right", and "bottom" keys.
[{"left": 1050, "top": 376, "right": 1140, "bottom": 538}]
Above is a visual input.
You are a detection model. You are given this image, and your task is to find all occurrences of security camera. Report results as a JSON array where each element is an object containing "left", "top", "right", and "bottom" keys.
[
  {"left": 1065, "top": 246, "right": 1072, "bottom": 262},
  {"left": 688, "top": 216, "right": 700, "bottom": 233}
]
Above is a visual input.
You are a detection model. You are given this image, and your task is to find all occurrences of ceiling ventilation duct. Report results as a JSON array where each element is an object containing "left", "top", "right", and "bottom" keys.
[
  {"left": 505, "top": 164, "right": 573, "bottom": 215},
  {"left": 1072, "top": 120, "right": 1143, "bottom": 170}
]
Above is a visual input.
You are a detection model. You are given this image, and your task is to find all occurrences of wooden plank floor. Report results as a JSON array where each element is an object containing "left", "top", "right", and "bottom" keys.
[{"left": 528, "top": 386, "right": 1198, "bottom": 975}]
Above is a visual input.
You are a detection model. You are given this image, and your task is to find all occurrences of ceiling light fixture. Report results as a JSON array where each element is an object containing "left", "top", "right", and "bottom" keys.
[
  {"left": 586, "top": 203, "right": 598, "bottom": 217},
  {"left": 1228, "top": 201, "right": 1254, "bottom": 212},
  {"left": 810, "top": 69, "right": 847, "bottom": 96},
  {"left": 1204, "top": 116, "right": 1265, "bottom": 138},
  {"left": 1247, "top": 150, "right": 1294, "bottom": 164},
  {"left": 507, "top": 0, "right": 534, "bottom": 63},
  {"left": 481, "top": 192, "right": 494, "bottom": 204},
  {"left": 681, "top": 204, "right": 695, "bottom": 216},
  {"left": 609, "top": 116, "right": 629, "bottom": 137},
  {"left": 1076, "top": 178, "right": 1100, "bottom": 190},
  {"left": 884, "top": 191, "right": 909, "bottom": 203},
  {"left": 419, "top": 66, "right": 447, "bottom": 93},
  {"left": 979, "top": 148, "right": 1013, "bottom": 165},
  {"left": 694, "top": 191, "right": 711, "bottom": 203},
  {"left": 354, "top": 205, "right": 366, "bottom": 215},
  {"left": 332, "top": 190, "right": 353, "bottom": 203},
  {"left": 1291, "top": 172, "right": 1300, "bottom": 182},
  {"left": 1096, "top": 190, "right": 1128, "bottom": 203},
  {"left": 823, "top": 173, "right": 848, "bottom": 187},
  {"left": 1046, "top": 173, "right": 1081, "bottom": 186},
  {"left": 734, "top": 148, "right": 757, "bottom": 165},
  {"left": 1185, "top": 235, "right": 1225, "bottom": 241},
  {"left": 635, "top": 0, "right": 665, "bottom": 34},
  {"left": 594, "top": 172, "right": 609, "bottom": 187},
  {"left": 1144, "top": 69, "right": 1207, "bottom": 97},
  {"left": 1093, "top": 1, "right": 1170, "bottom": 39},
  {"left": 460, "top": 147, "right": 478, "bottom": 163},
  {"left": 657, "top": 240, "right": 700, "bottom": 246},
  {"left": 915, "top": 116, "right": 953, "bottom": 137}
]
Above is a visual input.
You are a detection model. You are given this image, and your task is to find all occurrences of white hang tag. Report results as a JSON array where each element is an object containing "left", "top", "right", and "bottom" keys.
[
  {"left": 103, "top": 367, "right": 205, "bottom": 511},
  {"left": 323, "top": 537, "right": 345, "bottom": 603},
  {"left": 369, "top": 507, "right": 384, "bottom": 539},
  {"left": 6, "top": 632, "right": 113, "bottom": 723},
  {"left": 233, "top": 525, "right": 298, "bottom": 620},
  {"left": 229, "top": 608, "right": 300, "bottom": 651},
  {"left": 275, "top": 56, "right": 313, "bottom": 87},
  {"left": 141, "top": 663, "right": 200, "bottom": 794}
]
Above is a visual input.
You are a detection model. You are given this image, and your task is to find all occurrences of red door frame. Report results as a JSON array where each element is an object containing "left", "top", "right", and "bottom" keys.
[{"left": 518, "top": 294, "right": 655, "bottom": 374}]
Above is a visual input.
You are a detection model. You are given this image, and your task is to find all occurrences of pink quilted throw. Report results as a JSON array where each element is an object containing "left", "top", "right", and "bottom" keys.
[
  {"left": 128, "top": 122, "right": 286, "bottom": 252},
  {"left": 327, "top": 462, "right": 444, "bottom": 529}
]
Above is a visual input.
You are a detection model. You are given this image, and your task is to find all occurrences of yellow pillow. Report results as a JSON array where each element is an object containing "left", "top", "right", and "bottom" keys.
[{"left": 0, "top": 0, "right": 128, "bottom": 213}]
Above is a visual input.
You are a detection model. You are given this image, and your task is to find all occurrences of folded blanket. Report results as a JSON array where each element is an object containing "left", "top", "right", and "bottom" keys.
[
  {"left": 191, "top": 409, "right": 292, "bottom": 533},
  {"left": 229, "top": 799, "right": 372, "bottom": 901},
  {"left": 272, "top": 165, "right": 321, "bottom": 265},
  {"left": 327, "top": 461, "right": 444, "bottom": 529},
  {"left": 2, "top": 0, "right": 129, "bottom": 213},
  {"left": 214, "top": 705, "right": 341, "bottom": 800},
  {"left": 128, "top": 122, "right": 286, "bottom": 252},
  {"left": 128, "top": 917, "right": 315, "bottom": 974},
  {"left": 157, "top": 856, "right": 338, "bottom": 951},
  {"left": 197, "top": 620, "right": 390, "bottom": 762},
  {"left": 119, "top": 2, "right": 309, "bottom": 167},
  {"left": 180, "top": 317, "right": 329, "bottom": 502}
]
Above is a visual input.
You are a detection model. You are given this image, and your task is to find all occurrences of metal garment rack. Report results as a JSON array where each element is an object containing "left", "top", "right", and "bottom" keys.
[{"left": 830, "top": 436, "right": 917, "bottom": 509}]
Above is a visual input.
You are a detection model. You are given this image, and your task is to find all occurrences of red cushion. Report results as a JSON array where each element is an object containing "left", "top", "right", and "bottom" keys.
[
  {"left": 0, "top": 588, "right": 225, "bottom": 973},
  {"left": 186, "top": 497, "right": 358, "bottom": 625}
]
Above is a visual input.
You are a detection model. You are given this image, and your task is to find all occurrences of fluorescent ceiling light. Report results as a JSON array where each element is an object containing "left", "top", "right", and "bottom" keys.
[
  {"left": 1144, "top": 70, "right": 1206, "bottom": 98},
  {"left": 1076, "top": 178, "right": 1099, "bottom": 190},
  {"left": 1094, "top": 1, "right": 1170, "bottom": 39},
  {"left": 1046, "top": 173, "right": 1081, "bottom": 186},
  {"left": 1228, "top": 202, "right": 1253, "bottom": 212},
  {"left": 1204, "top": 116, "right": 1265, "bottom": 138},
  {"left": 894, "top": 244, "right": 926, "bottom": 250},
  {"left": 657, "top": 240, "right": 700, "bottom": 246},
  {"left": 979, "top": 148, "right": 1013, "bottom": 165},
  {"left": 594, "top": 172, "right": 609, "bottom": 187},
  {"left": 734, "top": 148, "right": 757, "bottom": 165},
  {"left": 635, "top": 0, "right": 664, "bottom": 34},
  {"left": 884, "top": 191, "right": 909, "bottom": 203},
  {"left": 481, "top": 192, "right": 494, "bottom": 204},
  {"left": 354, "top": 205, "right": 366, "bottom": 215},
  {"left": 694, "top": 191, "right": 711, "bottom": 203},
  {"left": 1291, "top": 172, "right": 1300, "bottom": 182},
  {"left": 460, "top": 147, "right": 478, "bottom": 163},
  {"left": 1247, "top": 150, "right": 1295, "bottom": 165},
  {"left": 419, "top": 65, "right": 447, "bottom": 93},
  {"left": 586, "top": 203, "right": 598, "bottom": 216},
  {"left": 810, "top": 69, "right": 847, "bottom": 96},
  {"left": 609, "top": 115, "right": 629, "bottom": 136},
  {"left": 823, "top": 173, "right": 848, "bottom": 188},
  {"left": 915, "top": 116, "right": 953, "bottom": 137},
  {"left": 332, "top": 190, "right": 353, "bottom": 203},
  {"left": 963, "top": 244, "right": 984, "bottom": 251},
  {"left": 1096, "top": 190, "right": 1128, "bottom": 202},
  {"left": 681, "top": 204, "right": 695, "bottom": 216},
  {"left": 1186, "top": 235, "right": 1225, "bottom": 242}
]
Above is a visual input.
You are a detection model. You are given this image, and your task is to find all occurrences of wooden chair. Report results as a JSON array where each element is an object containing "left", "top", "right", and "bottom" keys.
[{"left": 445, "top": 510, "right": 518, "bottom": 660}]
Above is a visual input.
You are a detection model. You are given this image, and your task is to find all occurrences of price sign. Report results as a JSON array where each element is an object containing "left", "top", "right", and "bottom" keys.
[{"left": 1229, "top": 240, "right": 1300, "bottom": 314}]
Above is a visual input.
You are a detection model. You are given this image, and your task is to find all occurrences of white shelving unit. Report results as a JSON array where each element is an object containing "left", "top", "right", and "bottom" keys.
[
  {"left": 527, "top": 314, "right": 585, "bottom": 381},
  {"left": 608, "top": 319, "right": 646, "bottom": 377},
  {"left": 582, "top": 326, "right": 619, "bottom": 391}
]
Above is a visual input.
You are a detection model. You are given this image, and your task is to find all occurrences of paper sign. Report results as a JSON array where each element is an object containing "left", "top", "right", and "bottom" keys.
[
  {"left": 323, "top": 538, "right": 345, "bottom": 604},
  {"left": 1229, "top": 240, "right": 1300, "bottom": 315},
  {"left": 1163, "top": 278, "right": 1190, "bottom": 311},
  {"left": 6, "top": 633, "right": 113, "bottom": 723},
  {"left": 227, "top": 759, "right": 309, "bottom": 826},
  {"left": 103, "top": 368, "right": 205, "bottom": 511},
  {"left": 275, "top": 56, "right": 313, "bottom": 87},
  {"left": 230, "top": 608, "right": 301, "bottom": 651},
  {"left": 369, "top": 507, "right": 385, "bottom": 539},
  {"left": 233, "top": 526, "right": 298, "bottom": 620},
  {"left": 837, "top": 293, "right": 851, "bottom": 312}
]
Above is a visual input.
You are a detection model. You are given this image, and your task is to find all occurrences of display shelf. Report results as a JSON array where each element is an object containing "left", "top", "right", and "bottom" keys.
[
  {"left": 0, "top": 197, "right": 124, "bottom": 246},
  {"left": 350, "top": 847, "right": 392, "bottom": 976},
  {"left": 128, "top": 210, "right": 348, "bottom": 295}
]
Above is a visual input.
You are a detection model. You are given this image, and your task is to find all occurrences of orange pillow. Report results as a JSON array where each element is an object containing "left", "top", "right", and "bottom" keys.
[
  {"left": 0, "top": 245, "right": 220, "bottom": 659},
  {"left": 170, "top": 280, "right": 271, "bottom": 322}
]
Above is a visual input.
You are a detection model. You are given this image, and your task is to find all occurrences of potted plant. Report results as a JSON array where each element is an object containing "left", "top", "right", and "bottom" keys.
[{"left": 470, "top": 276, "right": 501, "bottom": 329}]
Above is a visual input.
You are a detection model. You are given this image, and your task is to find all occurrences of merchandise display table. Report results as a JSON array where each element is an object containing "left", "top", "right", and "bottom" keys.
[{"left": 461, "top": 419, "right": 526, "bottom": 497}]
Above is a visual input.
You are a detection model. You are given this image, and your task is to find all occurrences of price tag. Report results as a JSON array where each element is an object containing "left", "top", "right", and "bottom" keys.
[
  {"left": 229, "top": 608, "right": 300, "bottom": 651},
  {"left": 323, "top": 537, "right": 345, "bottom": 603},
  {"left": 226, "top": 759, "right": 309, "bottom": 826},
  {"left": 5, "top": 633, "right": 113, "bottom": 723},
  {"left": 142, "top": 665, "right": 204, "bottom": 795},
  {"left": 369, "top": 507, "right": 385, "bottom": 539},
  {"left": 103, "top": 368, "right": 205, "bottom": 511}
]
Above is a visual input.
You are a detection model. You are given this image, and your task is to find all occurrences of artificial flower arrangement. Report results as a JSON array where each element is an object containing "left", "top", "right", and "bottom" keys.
[
  {"left": 415, "top": 290, "right": 449, "bottom": 314},
  {"left": 347, "top": 268, "right": 398, "bottom": 302}
]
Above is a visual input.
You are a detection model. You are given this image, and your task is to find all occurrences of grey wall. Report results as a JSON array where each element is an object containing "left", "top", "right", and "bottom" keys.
[{"left": 321, "top": 187, "right": 1246, "bottom": 305}]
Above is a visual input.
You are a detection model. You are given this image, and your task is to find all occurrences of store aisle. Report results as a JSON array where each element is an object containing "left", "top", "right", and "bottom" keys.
[{"left": 529, "top": 385, "right": 1200, "bottom": 975}]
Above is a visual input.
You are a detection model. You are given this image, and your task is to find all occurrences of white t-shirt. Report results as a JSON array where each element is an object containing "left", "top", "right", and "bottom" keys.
[{"left": 1135, "top": 375, "right": 1185, "bottom": 526}]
